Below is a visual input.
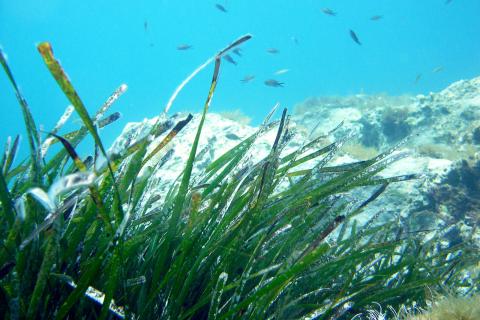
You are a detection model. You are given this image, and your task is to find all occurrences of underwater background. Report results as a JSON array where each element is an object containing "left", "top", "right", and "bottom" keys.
[
  {"left": 1, "top": 0, "right": 480, "bottom": 148},
  {"left": 1, "top": 1, "right": 480, "bottom": 319}
]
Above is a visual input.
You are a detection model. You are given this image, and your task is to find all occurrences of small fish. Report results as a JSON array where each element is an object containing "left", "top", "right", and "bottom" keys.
[
  {"left": 233, "top": 48, "right": 242, "bottom": 56},
  {"left": 241, "top": 75, "right": 255, "bottom": 83},
  {"left": 144, "top": 20, "right": 148, "bottom": 31},
  {"left": 322, "top": 8, "right": 337, "bottom": 16},
  {"left": 267, "top": 48, "right": 279, "bottom": 54},
  {"left": 432, "top": 66, "right": 444, "bottom": 73},
  {"left": 264, "top": 79, "right": 284, "bottom": 87},
  {"left": 223, "top": 54, "right": 237, "bottom": 65},
  {"left": 445, "top": 0, "right": 453, "bottom": 4},
  {"left": 349, "top": 29, "right": 362, "bottom": 45},
  {"left": 177, "top": 44, "right": 192, "bottom": 50},
  {"left": 370, "top": 15, "right": 383, "bottom": 21},
  {"left": 291, "top": 36, "right": 299, "bottom": 45},
  {"left": 215, "top": 3, "right": 227, "bottom": 12},
  {"left": 274, "top": 69, "right": 290, "bottom": 75},
  {"left": 415, "top": 73, "right": 422, "bottom": 84}
]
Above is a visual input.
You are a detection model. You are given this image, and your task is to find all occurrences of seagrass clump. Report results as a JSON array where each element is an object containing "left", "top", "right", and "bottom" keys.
[{"left": 0, "top": 35, "right": 477, "bottom": 319}]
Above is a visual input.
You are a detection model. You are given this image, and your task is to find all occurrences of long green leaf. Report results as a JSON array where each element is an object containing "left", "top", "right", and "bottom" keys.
[
  {"left": 0, "top": 170, "right": 15, "bottom": 226},
  {"left": 26, "top": 232, "right": 57, "bottom": 319},
  {"left": 0, "top": 48, "right": 42, "bottom": 183},
  {"left": 37, "top": 42, "right": 124, "bottom": 223}
]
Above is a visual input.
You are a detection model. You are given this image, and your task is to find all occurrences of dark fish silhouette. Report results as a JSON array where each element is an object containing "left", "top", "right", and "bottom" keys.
[
  {"left": 370, "top": 15, "right": 383, "bottom": 21},
  {"left": 223, "top": 54, "right": 237, "bottom": 65},
  {"left": 415, "top": 73, "right": 422, "bottom": 84},
  {"left": 291, "top": 36, "right": 299, "bottom": 45},
  {"left": 215, "top": 4, "right": 227, "bottom": 12},
  {"left": 241, "top": 75, "right": 255, "bottom": 83},
  {"left": 433, "top": 66, "right": 444, "bottom": 73},
  {"left": 267, "top": 48, "right": 279, "bottom": 54},
  {"left": 233, "top": 48, "right": 242, "bottom": 56},
  {"left": 264, "top": 79, "right": 284, "bottom": 87},
  {"left": 144, "top": 20, "right": 148, "bottom": 31},
  {"left": 349, "top": 30, "right": 361, "bottom": 45},
  {"left": 177, "top": 44, "right": 192, "bottom": 50},
  {"left": 445, "top": 0, "right": 453, "bottom": 4},
  {"left": 322, "top": 8, "right": 337, "bottom": 16}
]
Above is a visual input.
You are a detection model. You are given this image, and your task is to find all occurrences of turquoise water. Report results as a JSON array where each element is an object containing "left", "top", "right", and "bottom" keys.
[{"left": 1, "top": 0, "right": 479, "bottom": 149}]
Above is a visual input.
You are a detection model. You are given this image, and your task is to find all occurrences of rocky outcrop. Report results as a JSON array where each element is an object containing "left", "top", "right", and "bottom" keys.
[
  {"left": 293, "top": 77, "right": 480, "bottom": 162},
  {"left": 291, "top": 76, "right": 480, "bottom": 244}
]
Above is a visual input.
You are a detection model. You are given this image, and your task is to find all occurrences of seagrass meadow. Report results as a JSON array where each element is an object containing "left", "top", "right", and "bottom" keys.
[{"left": 0, "top": 36, "right": 478, "bottom": 320}]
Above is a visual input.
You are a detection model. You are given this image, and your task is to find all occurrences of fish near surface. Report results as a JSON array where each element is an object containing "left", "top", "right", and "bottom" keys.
[
  {"left": 349, "top": 30, "right": 361, "bottom": 45},
  {"left": 233, "top": 48, "right": 242, "bottom": 56},
  {"left": 322, "top": 8, "right": 337, "bottom": 16},
  {"left": 370, "top": 15, "right": 383, "bottom": 21},
  {"left": 223, "top": 54, "right": 237, "bottom": 65},
  {"left": 267, "top": 48, "right": 279, "bottom": 54},
  {"left": 415, "top": 73, "right": 422, "bottom": 84},
  {"left": 241, "top": 75, "right": 255, "bottom": 83},
  {"left": 177, "top": 44, "right": 192, "bottom": 50},
  {"left": 215, "top": 3, "right": 227, "bottom": 12},
  {"left": 264, "top": 79, "right": 284, "bottom": 87}
]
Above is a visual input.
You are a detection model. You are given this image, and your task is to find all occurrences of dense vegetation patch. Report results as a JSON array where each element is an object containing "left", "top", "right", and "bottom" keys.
[{"left": 0, "top": 36, "right": 478, "bottom": 319}]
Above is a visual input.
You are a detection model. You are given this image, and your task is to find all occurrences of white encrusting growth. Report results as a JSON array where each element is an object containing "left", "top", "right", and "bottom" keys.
[
  {"left": 164, "top": 56, "right": 214, "bottom": 114},
  {"left": 94, "top": 83, "right": 128, "bottom": 124},
  {"left": 25, "top": 172, "right": 95, "bottom": 213},
  {"left": 126, "top": 276, "right": 146, "bottom": 287},
  {"left": 209, "top": 272, "right": 229, "bottom": 319},
  {"left": 40, "top": 105, "right": 74, "bottom": 157},
  {"left": 62, "top": 277, "right": 125, "bottom": 318}
]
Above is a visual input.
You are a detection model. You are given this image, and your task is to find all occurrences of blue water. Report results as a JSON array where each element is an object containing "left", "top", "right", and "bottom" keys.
[{"left": 1, "top": 0, "right": 479, "bottom": 152}]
